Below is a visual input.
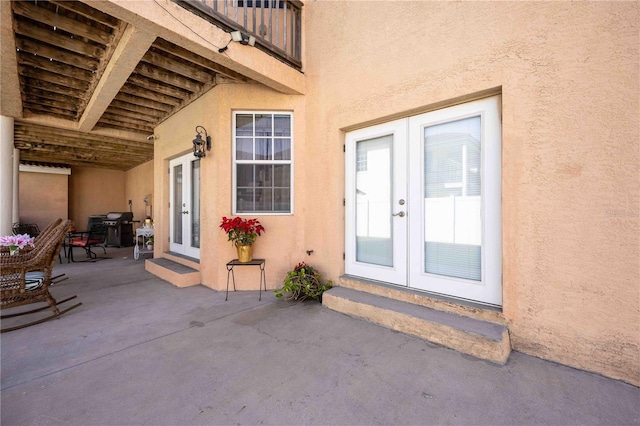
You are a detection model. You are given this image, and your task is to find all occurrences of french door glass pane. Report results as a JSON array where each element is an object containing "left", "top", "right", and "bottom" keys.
[
  {"left": 423, "top": 116, "right": 481, "bottom": 281},
  {"left": 191, "top": 159, "right": 200, "bottom": 249},
  {"left": 355, "top": 135, "right": 393, "bottom": 267},
  {"left": 173, "top": 164, "right": 183, "bottom": 244}
]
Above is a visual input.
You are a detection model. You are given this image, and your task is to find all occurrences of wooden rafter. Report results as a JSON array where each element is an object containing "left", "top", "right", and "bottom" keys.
[{"left": 9, "top": 0, "right": 251, "bottom": 170}]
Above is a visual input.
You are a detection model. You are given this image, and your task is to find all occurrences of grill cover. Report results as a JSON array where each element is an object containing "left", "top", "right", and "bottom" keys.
[{"left": 103, "top": 212, "right": 134, "bottom": 246}]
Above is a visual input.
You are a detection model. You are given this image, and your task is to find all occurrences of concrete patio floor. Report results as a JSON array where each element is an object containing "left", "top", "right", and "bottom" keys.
[{"left": 2, "top": 247, "right": 639, "bottom": 426}]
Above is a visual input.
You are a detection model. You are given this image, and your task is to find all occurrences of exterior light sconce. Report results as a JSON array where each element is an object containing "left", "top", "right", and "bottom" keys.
[
  {"left": 193, "top": 126, "right": 211, "bottom": 158},
  {"left": 219, "top": 30, "right": 255, "bottom": 53}
]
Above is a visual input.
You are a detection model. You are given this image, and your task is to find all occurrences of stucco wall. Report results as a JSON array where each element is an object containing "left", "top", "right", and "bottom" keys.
[
  {"left": 18, "top": 170, "right": 68, "bottom": 230},
  {"left": 125, "top": 159, "right": 153, "bottom": 223},
  {"left": 68, "top": 167, "right": 126, "bottom": 229},
  {"left": 154, "top": 83, "right": 305, "bottom": 290},
  {"left": 303, "top": 1, "right": 639, "bottom": 385}
]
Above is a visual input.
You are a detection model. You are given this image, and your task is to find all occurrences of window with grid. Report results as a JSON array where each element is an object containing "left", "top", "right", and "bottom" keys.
[{"left": 233, "top": 112, "right": 293, "bottom": 214}]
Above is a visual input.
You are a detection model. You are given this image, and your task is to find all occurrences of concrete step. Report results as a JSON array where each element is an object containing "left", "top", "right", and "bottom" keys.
[
  {"left": 145, "top": 258, "right": 200, "bottom": 288},
  {"left": 339, "top": 275, "right": 505, "bottom": 324},
  {"left": 323, "top": 286, "right": 511, "bottom": 364},
  {"left": 163, "top": 251, "right": 200, "bottom": 270}
]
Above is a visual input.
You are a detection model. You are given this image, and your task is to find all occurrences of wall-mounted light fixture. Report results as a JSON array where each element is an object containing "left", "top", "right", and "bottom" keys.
[
  {"left": 218, "top": 30, "right": 256, "bottom": 53},
  {"left": 231, "top": 30, "right": 255, "bottom": 46},
  {"left": 193, "top": 125, "right": 211, "bottom": 158}
]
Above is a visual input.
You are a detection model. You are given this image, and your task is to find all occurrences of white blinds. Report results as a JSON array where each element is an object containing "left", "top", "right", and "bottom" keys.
[
  {"left": 423, "top": 116, "right": 482, "bottom": 281},
  {"left": 355, "top": 135, "right": 393, "bottom": 267}
]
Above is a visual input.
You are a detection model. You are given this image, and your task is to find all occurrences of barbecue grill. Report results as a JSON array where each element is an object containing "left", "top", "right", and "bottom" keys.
[{"left": 103, "top": 212, "right": 134, "bottom": 247}]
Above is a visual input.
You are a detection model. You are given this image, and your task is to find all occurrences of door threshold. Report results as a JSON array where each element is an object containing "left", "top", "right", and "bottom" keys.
[
  {"left": 340, "top": 274, "right": 502, "bottom": 313},
  {"left": 166, "top": 251, "right": 200, "bottom": 264}
]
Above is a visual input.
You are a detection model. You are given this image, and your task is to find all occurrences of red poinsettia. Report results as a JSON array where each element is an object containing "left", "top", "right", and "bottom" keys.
[{"left": 219, "top": 216, "right": 265, "bottom": 246}]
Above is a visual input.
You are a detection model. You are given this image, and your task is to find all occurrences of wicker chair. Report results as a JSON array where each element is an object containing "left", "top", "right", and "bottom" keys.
[{"left": 1, "top": 219, "right": 81, "bottom": 333}]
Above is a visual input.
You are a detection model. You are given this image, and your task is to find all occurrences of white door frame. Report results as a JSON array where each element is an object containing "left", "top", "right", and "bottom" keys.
[
  {"left": 169, "top": 153, "right": 201, "bottom": 259},
  {"left": 408, "top": 96, "right": 502, "bottom": 306},
  {"left": 345, "top": 119, "right": 407, "bottom": 285},
  {"left": 345, "top": 96, "right": 502, "bottom": 306}
]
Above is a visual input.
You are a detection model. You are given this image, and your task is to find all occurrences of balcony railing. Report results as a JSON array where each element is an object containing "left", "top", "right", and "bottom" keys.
[{"left": 173, "top": 0, "right": 302, "bottom": 70}]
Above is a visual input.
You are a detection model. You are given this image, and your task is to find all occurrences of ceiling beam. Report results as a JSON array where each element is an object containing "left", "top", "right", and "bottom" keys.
[
  {"left": 78, "top": 25, "right": 156, "bottom": 132},
  {"left": 1, "top": 1, "right": 21, "bottom": 117}
]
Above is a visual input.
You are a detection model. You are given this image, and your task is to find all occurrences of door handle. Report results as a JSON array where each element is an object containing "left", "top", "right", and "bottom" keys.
[
  {"left": 392, "top": 211, "right": 405, "bottom": 217},
  {"left": 182, "top": 210, "right": 189, "bottom": 214}
]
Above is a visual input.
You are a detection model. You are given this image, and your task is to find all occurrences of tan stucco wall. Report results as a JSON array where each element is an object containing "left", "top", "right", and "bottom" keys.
[
  {"left": 125, "top": 160, "right": 154, "bottom": 223},
  {"left": 149, "top": 0, "right": 638, "bottom": 385},
  {"left": 68, "top": 167, "right": 126, "bottom": 229},
  {"left": 18, "top": 171, "right": 68, "bottom": 229},
  {"left": 302, "top": 1, "right": 639, "bottom": 385},
  {"left": 155, "top": 83, "right": 305, "bottom": 290}
]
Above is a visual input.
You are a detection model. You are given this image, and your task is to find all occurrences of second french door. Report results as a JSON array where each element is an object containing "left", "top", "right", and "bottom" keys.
[
  {"left": 345, "top": 96, "right": 502, "bottom": 306},
  {"left": 169, "top": 153, "right": 201, "bottom": 259}
]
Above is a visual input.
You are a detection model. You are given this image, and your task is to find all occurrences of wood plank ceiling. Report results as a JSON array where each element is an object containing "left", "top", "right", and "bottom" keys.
[{"left": 10, "top": 0, "right": 249, "bottom": 170}]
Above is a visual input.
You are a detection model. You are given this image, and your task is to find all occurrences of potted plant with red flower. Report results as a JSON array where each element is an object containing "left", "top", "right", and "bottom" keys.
[{"left": 219, "top": 216, "right": 265, "bottom": 262}]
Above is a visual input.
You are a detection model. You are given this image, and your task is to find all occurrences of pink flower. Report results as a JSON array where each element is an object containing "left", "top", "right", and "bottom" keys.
[{"left": 0, "top": 234, "right": 35, "bottom": 249}]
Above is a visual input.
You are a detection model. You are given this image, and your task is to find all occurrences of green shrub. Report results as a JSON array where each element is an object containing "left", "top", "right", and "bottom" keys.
[{"left": 274, "top": 261, "right": 333, "bottom": 302}]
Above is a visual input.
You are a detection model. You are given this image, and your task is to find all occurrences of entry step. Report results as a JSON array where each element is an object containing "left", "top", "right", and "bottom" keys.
[
  {"left": 145, "top": 258, "right": 200, "bottom": 288},
  {"left": 323, "top": 286, "right": 510, "bottom": 364}
]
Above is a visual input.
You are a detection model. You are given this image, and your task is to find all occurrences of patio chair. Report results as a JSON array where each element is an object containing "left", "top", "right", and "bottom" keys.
[
  {"left": 12, "top": 222, "right": 40, "bottom": 237},
  {"left": 1, "top": 219, "right": 81, "bottom": 333},
  {"left": 9, "top": 219, "right": 65, "bottom": 264},
  {"left": 67, "top": 222, "right": 108, "bottom": 262}
]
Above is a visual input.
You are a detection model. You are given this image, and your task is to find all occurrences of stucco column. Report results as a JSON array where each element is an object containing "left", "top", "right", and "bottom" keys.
[
  {"left": 12, "top": 147, "right": 19, "bottom": 224},
  {"left": 0, "top": 115, "right": 14, "bottom": 235}
]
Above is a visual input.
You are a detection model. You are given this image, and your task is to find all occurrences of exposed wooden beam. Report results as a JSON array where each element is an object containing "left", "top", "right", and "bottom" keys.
[
  {"left": 119, "top": 83, "right": 182, "bottom": 106},
  {"left": 127, "top": 74, "right": 191, "bottom": 99},
  {"left": 19, "top": 66, "right": 91, "bottom": 93},
  {"left": 15, "top": 35, "right": 100, "bottom": 72},
  {"left": 13, "top": 1, "right": 113, "bottom": 45},
  {"left": 15, "top": 122, "right": 149, "bottom": 147},
  {"left": 153, "top": 38, "right": 247, "bottom": 81},
  {"left": 113, "top": 91, "right": 174, "bottom": 112},
  {"left": 21, "top": 95, "right": 78, "bottom": 114},
  {"left": 100, "top": 111, "right": 156, "bottom": 127},
  {"left": 24, "top": 78, "right": 85, "bottom": 99},
  {"left": 17, "top": 51, "right": 96, "bottom": 82},
  {"left": 13, "top": 19, "right": 105, "bottom": 58},
  {"left": 141, "top": 49, "right": 215, "bottom": 84},
  {"left": 134, "top": 62, "right": 204, "bottom": 94},
  {"left": 23, "top": 105, "right": 77, "bottom": 120},
  {"left": 108, "top": 100, "right": 167, "bottom": 118},
  {"left": 94, "top": 117, "right": 154, "bottom": 133},
  {"left": 48, "top": 0, "right": 121, "bottom": 29}
]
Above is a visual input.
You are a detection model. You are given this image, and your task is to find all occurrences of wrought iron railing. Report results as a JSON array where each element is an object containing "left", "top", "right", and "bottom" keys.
[{"left": 173, "top": 0, "right": 302, "bottom": 70}]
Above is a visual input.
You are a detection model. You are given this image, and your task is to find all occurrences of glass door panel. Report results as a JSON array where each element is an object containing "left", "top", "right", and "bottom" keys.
[
  {"left": 423, "top": 116, "right": 482, "bottom": 281},
  {"left": 355, "top": 135, "right": 393, "bottom": 266},
  {"left": 169, "top": 154, "right": 200, "bottom": 259},
  {"left": 345, "top": 119, "right": 407, "bottom": 285},
  {"left": 409, "top": 96, "right": 502, "bottom": 306},
  {"left": 190, "top": 158, "right": 201, "bottom": 249},
  {"left": 172, "top": 164, "right": 183, "bottom": 244}
]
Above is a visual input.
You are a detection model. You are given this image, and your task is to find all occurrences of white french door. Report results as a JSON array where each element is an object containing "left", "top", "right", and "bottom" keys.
[
  {"left": 345, "top": 96, "right": 502, "bottom": 306},
  {"left": 169, "top": 153, "right": 201, "bottom": 259}
]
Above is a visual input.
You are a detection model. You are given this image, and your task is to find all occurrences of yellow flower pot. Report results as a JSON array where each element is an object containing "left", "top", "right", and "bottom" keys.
[{"left": 236, "top": 244, "right": 253, "bottom": 263}]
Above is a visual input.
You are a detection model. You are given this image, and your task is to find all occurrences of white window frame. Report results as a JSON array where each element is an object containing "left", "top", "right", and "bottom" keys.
[{"left": 232, "top": 111, "right": 294, "bottom": 215}]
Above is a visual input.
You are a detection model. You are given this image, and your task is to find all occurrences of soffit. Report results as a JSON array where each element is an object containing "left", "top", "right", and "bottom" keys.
[{"left": 8, "top": 0, "right": 249, "bottom": 171}]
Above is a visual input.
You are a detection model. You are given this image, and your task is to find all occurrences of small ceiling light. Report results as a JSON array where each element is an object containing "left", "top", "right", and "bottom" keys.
[{"left": 192, "top": 125, "right": 211, "bottom": 158}]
